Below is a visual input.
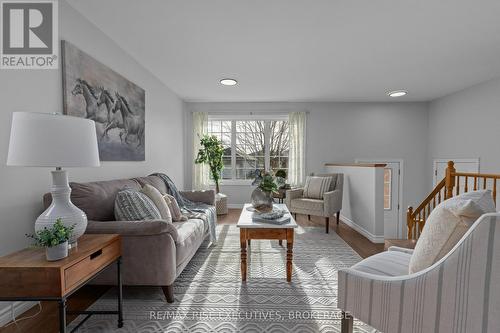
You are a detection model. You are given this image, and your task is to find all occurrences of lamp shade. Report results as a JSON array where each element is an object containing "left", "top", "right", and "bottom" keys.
[{"left": 7, "top": 112, "right": 100, "bottom": 167}]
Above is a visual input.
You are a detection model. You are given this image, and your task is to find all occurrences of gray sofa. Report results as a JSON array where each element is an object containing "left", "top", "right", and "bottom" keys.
[{"left": 43, "top": 175, "right": 215, "bottom": 303}]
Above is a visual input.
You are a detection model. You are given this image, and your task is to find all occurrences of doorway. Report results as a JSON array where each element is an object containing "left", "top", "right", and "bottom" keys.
[
  {"left": 433, "top": 158, "right": 480, "bottom": 187},
  {"left": 356, "top": 159, "right": 403, "bottom": 239}
]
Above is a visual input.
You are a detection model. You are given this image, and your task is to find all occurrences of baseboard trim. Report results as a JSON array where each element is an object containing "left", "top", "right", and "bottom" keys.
[
  {"left": 340, "top": 215, "right": 385, "bottom": 244},
  {"left": 0, "top": 301, "right": 38, "bottom": 327}
]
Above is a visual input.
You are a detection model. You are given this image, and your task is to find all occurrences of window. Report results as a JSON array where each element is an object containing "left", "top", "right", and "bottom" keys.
[{"left": 207, "top": 117, "right": 289, "bottom": 182}]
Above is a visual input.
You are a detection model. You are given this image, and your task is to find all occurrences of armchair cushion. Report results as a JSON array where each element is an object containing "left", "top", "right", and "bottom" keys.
[
  {"left": 351, "top": 250, "right": 412, "bottom": 277},
  {"left": 290, "top": 198, "right": 324, "bottom": 212},
  {"left": 409, "top": 191, "right": 493, "bottom": 274},
  {"left": 303, "top": 176, "right": 332, "bottom": 199}
]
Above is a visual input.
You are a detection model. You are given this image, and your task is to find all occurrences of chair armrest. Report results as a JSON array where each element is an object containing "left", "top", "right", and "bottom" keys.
[
  {"left": 285, "top": 188, "right": 303, "bottom": 207},
  {"left": 85, "top": 220, "right": 179, "bottom": 240},
  {"left": 323, "top": 189, "right": 342, "bottom": 215},
  {"left": 286, "top": 188, "right": 303, "bottom": 200},
  {"left": 180, "top": 190, "right": 215, "bottom": 205},
  {"left": 388, "top": 246, "right": 414, "bottom": 255}
]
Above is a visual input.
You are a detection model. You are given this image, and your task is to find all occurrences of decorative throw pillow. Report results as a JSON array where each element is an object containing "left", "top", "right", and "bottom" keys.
[
  {"left": 303, "top": 176, "right": 332, "bottom": 199},
  {"left": 114, "top": 188, "right": 161, "bottom": 221},
  {"left": 446, "top": 190, "right": 496, "bottom": 220},
  {"left": 408, "top": 190, "right": 494, "bottom": 274},
  {"left": 141, "top": 184, "right": 172, "bottom": 222},
  {"left": 163, "top": 194, "right": 188, "bottom": 222}
]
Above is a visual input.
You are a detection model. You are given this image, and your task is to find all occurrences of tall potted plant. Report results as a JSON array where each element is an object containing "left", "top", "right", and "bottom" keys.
[{"left": 195, "top": 134, "right": 224, "bottom": 193}]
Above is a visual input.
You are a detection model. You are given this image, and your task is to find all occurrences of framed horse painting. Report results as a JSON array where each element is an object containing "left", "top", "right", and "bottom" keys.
[{"left": 62, "top": 40, "right": 145, "bottom": 161}]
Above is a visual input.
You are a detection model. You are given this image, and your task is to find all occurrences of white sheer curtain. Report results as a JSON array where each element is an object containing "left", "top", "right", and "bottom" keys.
[
  {"left": 288, "top": 112, "right": 306, "bottom": 187},
  {"left": 192, "top": 112, "right": 209, "bottom": 190}
]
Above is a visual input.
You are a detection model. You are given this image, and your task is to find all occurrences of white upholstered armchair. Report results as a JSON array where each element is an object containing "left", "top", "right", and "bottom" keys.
[
  {"left": 338, "top": 213, "right": 500, "bottom": 333},
  {"left": 285, "top": 173, "right": 343, "bottom": 233}
]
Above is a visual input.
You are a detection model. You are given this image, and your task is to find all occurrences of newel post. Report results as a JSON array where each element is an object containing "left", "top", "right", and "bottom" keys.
[
  {"left": 407, "top": 206, "right": 414, "bottom": 239},
  {"left": 445, "top": 161, "right": 456, "bottom": 199}
]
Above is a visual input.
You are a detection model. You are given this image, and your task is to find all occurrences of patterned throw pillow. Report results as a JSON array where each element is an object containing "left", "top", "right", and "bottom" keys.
[
  {"left": 114, "top": 188, "right": 161, "bottom": 221},
  {"left": 303, "top": 176, "right": 333, "bottom": 199},
  {"left": 141, "top": 184, "right": 172, "bottom": 222},
  {"left": 163, "top": 194, "right": 188, "bottom": 222}
]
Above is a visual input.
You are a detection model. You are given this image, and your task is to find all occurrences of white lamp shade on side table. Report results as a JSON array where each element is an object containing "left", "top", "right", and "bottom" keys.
[{"left": 7, "top": 112, "right": 100, "bottom": 246}]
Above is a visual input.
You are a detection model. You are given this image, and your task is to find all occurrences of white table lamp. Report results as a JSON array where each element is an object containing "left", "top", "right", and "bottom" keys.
[{"left": 7, "top": 112, "right": 100, "bottom": 247}]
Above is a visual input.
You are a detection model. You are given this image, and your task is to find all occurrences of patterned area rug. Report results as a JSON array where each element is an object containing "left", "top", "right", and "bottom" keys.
[{"left": 69, "top": 225, "right": 376, "bottom": 332}]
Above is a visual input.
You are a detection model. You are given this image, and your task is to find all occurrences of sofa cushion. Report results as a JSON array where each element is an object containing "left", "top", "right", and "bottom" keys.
[
  {"left": 291, "top": 198, "right": 324, "bottom": 212},
  {"left": 133, "top": 175, "right": 168, "bottom": 194},
  {"left": 141, "top": 184, "right": 172, "bottom": 222},
  {"left": 163, "top": 194, "right": 188, "bottom": 222},
  {"left": 115, "top": 188, "right": 162, "bottom": 221},
  {"left": 409, "top": 190, "right": 495, "bottom": 274},
  {"left": 303, "top": 176, "right": 332, "bottom": 199},
  {"left": 174, "top": 219, "right": 205, "bottom": 266},
  {"left": 352, "top": 251, "right": 412, "bottom": 276},
  {"left": 70, "top": 179, "right": 141, "bottom": 221}
]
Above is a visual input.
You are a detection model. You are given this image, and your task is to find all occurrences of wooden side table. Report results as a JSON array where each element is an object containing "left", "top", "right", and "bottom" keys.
[{"left": 0, "top": 234, "right": 123, "bottom": 333}]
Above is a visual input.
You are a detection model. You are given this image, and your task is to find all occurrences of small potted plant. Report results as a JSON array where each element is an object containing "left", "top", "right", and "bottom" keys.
[
  {"left": 251, "top": 170, "right": 279, "bottom": 212},
  {"left": 275, "top": 169, "right": 287, "bottom": 189},
  {"left": 26, "top": 218, "right": 74, "bottom": 261}
]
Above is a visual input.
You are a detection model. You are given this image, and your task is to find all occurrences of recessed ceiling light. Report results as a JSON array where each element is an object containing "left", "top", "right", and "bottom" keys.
[
  {"left": 387, "top": 90, "right": 408, "bottom": 97},
  {"left": 220, "top": 78, "right": 238, "bottom": 86}
]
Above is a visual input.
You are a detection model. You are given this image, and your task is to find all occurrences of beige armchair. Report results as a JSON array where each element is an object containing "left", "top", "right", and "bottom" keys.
[{"left": 285, "top": 173, "right": 343, "bottom": 233}]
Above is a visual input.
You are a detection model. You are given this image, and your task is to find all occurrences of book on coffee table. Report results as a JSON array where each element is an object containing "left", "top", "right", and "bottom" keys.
[{"left": 251, "top": 215, "right": 291, "bottom": 225}]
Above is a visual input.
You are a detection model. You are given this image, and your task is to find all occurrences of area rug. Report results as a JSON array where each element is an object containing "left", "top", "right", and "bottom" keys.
[{"left": 69, "top": 225, "right": 376, "bottom": 332}]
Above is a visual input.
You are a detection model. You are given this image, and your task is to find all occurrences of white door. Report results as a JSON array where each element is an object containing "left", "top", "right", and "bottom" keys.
[
  {"left": 433, "top": 159, "right": 480, "bottom": 187},
  {"left": 383, "top": 162, "right": 401, "bottom": 239},
  {"left": 356, "top": 159, "right": 402, "bottom": 238}
]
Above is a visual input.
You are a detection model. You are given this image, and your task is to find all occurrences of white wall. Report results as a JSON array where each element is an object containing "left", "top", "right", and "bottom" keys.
[
  {"left": 325, "top": 165, "right": 385, "bottom": 243},
  {"left": 428, "top": 76, "right": 500, "bottom": 185},
  {"left": 0, "top": 1, "right": 184, "bottom": 315},
  {"left": 185, "top": 101, "right": 429, "bottom": 215}
]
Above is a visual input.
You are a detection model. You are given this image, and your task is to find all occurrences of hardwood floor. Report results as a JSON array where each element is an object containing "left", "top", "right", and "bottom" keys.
[
  {"left": 219, "top": 209, "right": 384, "bottom": 259},
  {"left": 0, "top": 209, "right": 383, "bottom": 332}
]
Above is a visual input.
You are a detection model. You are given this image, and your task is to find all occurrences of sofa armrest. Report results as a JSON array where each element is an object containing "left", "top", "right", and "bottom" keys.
[
  {"left": 323, "top": 189, "right": 342, "bottom": 215},
  {"left": 86, "top": 220, "right": 179, "bottom": 241},
  {"left": 180, "top": 190, "right": 216, "bottom": 206}
]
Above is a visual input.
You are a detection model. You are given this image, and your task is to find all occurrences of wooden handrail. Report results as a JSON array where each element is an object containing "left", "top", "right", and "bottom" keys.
[{"left": 407, "top": 160, "right": 499, "bottom": 239}]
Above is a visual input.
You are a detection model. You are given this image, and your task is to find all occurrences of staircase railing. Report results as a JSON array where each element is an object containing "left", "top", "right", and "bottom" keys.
[{"left": 407, "top": 161, "right": 500, "bottom": 239}]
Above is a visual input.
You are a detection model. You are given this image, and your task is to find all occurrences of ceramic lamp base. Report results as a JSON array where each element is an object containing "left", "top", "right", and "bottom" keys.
[{"left": 35, "top": 169, "right": 87, "bottom": 247}]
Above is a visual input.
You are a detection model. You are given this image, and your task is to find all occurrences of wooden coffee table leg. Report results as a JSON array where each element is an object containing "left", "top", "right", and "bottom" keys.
[
  {"left": 279, "top": 240, "right": 283, "bottom": 246},
  {"left": 286, "top": 229, "right": 294, "bottom": 282},
  {"left": 240, "top": 229, "right": 247, "bottom": 282}
]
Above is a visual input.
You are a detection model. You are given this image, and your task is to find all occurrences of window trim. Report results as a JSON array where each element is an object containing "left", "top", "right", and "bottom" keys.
[{"left": 207, "top": 114, "right": 289, "bottom": 185}]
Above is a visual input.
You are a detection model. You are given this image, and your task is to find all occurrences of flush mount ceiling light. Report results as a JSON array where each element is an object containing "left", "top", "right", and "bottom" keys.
[
  {"left": 220, "top": 78, "right": 238, "bottom": 86},
  {"left": 387, "top": 90, "right": 408, "bottom": 98}
]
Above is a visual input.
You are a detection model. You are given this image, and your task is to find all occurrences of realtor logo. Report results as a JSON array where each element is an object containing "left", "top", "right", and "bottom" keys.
[{"left": 1, "top": 0, "right": 58, "bottom": 69}]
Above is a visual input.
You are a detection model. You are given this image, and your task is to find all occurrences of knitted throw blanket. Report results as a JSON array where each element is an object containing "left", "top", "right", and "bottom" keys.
[{"left": 151, "top": 173, "right": 217, "bottom": 244}]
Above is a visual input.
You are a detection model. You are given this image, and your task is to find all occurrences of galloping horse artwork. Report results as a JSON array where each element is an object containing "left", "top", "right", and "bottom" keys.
[{"left": 62, "top": 40, "right": 145, "bottom": 161}]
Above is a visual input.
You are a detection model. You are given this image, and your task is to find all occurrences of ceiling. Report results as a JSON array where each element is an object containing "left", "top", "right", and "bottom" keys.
[{"left": 67, "top": 0, "right": 500, "bottom": 102}]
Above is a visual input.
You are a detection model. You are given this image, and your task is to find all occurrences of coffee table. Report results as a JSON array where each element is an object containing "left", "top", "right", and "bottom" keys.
[{"left": 237, "top": 203, "right": 298, "bottom": 282}]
